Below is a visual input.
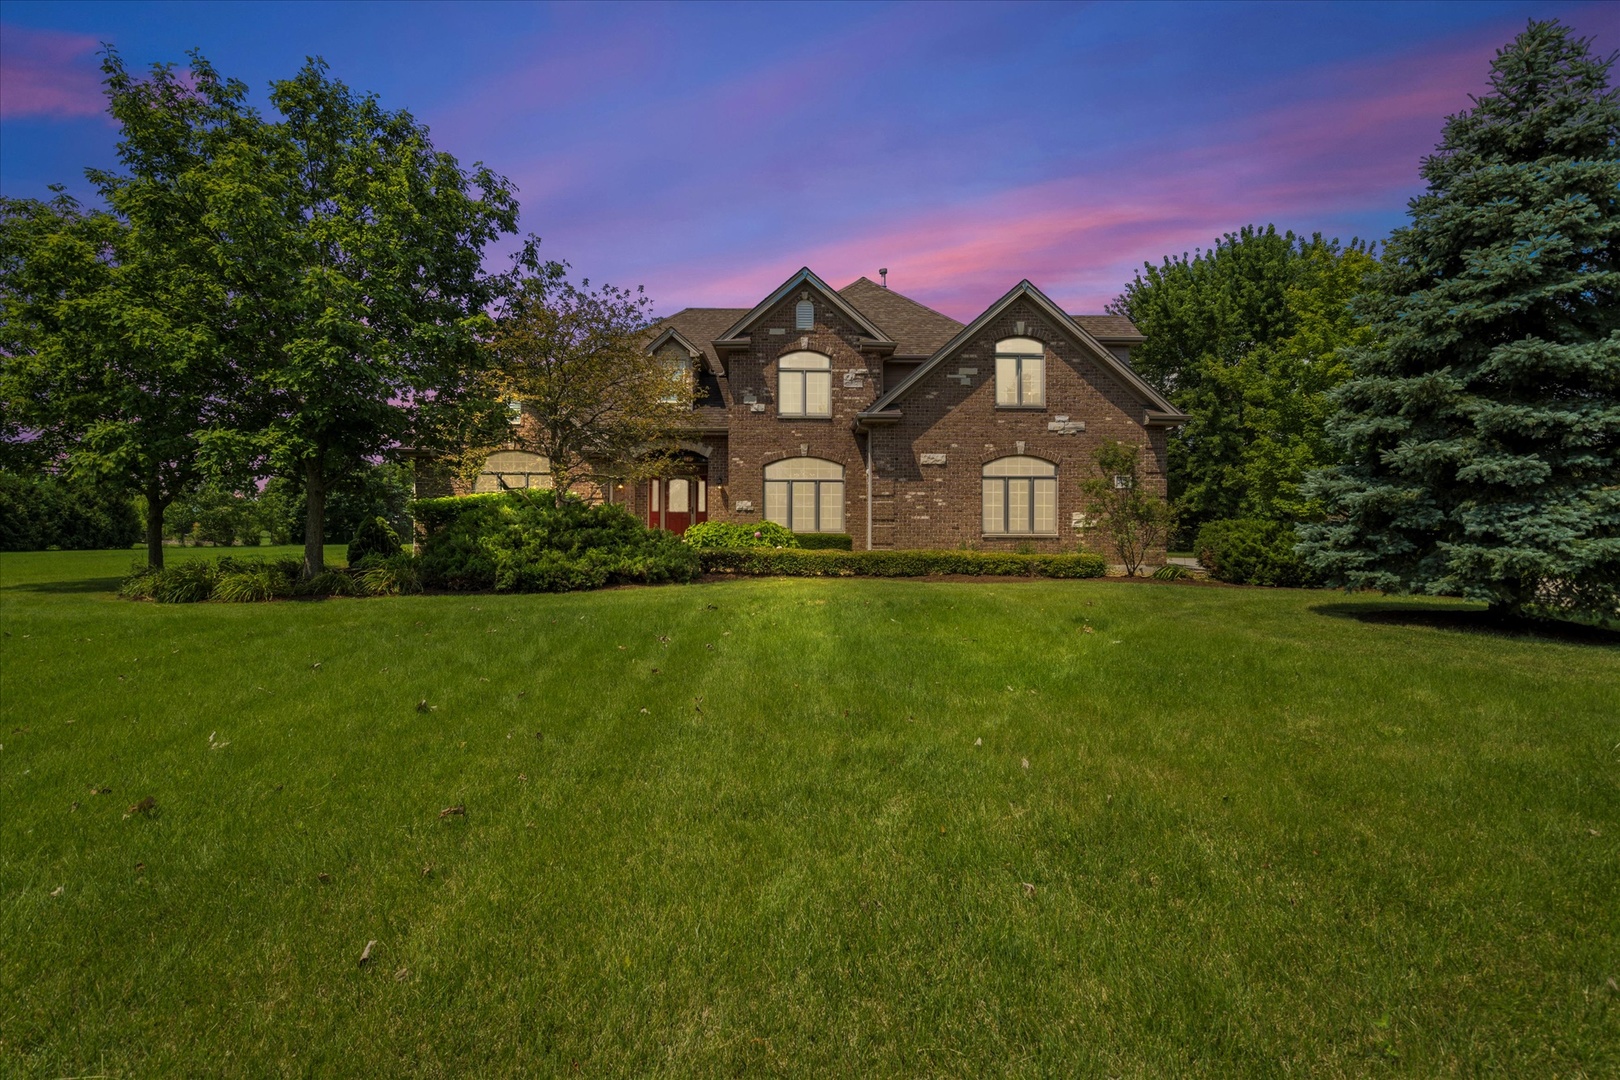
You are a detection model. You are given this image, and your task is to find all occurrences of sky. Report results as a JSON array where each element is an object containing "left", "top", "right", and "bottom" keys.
[{"left": 1, "top": 0, "right": 1614, "bottom": 320}]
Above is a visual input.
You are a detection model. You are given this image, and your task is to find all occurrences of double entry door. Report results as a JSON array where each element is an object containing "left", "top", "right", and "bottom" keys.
[{"left": 646, "top": 477, "right": 707, "bottom": 535}]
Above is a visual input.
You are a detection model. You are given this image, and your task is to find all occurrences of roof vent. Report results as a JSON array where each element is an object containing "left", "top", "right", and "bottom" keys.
[{"left": 879, "top": 268, "right": 888, "bottom": 288}]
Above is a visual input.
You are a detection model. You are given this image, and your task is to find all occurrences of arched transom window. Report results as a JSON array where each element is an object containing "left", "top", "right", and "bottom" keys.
[
  {"left": 995, "top": 336, "right": 1045, "bottom": 407},
  {"left": 764, "top": 457, "right": 844, "bottom": 533},
  {"left": 982, "top": 455, "right": 1056, "bottom": 535},
  {"left": 778, "top": 351, "right": 832, "bottom": 418}
]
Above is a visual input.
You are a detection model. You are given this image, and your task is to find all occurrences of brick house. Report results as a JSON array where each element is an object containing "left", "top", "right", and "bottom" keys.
[{"left": 433, "top": 267, "right": 1186, "bottom": 561}]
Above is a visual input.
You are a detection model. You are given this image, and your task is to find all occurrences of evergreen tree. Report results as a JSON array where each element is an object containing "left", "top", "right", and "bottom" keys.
[{"left": 1301, "top": 20, "right": 1619, "bottom": 619}]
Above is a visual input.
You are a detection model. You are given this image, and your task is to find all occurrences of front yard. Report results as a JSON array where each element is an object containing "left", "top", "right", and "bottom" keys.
[{"left": 1, "top": 549, "right": 1615, "bottom": 1076}]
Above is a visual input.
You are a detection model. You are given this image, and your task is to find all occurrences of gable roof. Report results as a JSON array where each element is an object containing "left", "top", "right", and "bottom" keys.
[
  {"left": 716, "top": 267, "right": 891, "bottom": 345},
  {"left": 865, "top": 279, "right": 1184, "bottom": 419},
  {"left": 838, "top": 277, "right": 964, "bottom": 358},
  {"left": 651, "top": 307, "right": 749, "bottom": 374}
]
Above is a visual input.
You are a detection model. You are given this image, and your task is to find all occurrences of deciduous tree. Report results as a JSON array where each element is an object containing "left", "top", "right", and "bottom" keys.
[
  {"left": 458, "top": 264, "right": 687, "bottom": 493},
  {"left": 1078, "top": 439, "right": 1171, "bottom": 577}
]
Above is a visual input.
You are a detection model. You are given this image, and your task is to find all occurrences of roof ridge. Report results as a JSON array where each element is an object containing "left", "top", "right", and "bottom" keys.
[{"left": 840, "top": 278, "right": 964, "bottom": 327}]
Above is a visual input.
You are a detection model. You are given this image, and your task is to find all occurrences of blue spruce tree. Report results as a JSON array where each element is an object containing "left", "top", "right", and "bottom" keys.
[{"left": 1302, "top": 20, "right": 1619, "bottom": 619}]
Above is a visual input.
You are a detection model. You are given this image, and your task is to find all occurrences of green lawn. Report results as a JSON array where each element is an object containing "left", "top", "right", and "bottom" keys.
[{"left": 2, "top": 549, "right": 1616, "bottom": 1077}]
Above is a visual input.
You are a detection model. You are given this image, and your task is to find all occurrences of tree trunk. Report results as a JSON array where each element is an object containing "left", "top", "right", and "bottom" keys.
[
  {"left": 304, "top": 457, "right": 327, "bottom": 579},
  {"left": 145, "top": 486, "right": 167, "bottom": 569}
]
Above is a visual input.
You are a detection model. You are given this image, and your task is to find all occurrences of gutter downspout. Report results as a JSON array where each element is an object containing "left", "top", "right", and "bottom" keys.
[{"left": 865, "top": 433, "right": 874, "bottom": 552}]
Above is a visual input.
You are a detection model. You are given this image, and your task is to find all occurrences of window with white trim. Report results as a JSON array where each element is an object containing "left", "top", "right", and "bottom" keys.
[
  {"left": 982, "top": 456, "right": 1057, "bottom": 535},
  {"left": 778, "top": 351, "right": 832, "bottom": 418},
  {"left": 995, "top": 336, "right": 1046, "bottom": 407},
  {"left": 764, "top": 458, "right": 844, "bottom": 533},
  {"left": 795, "top": 300, "right": 814, "bottom": 330}
]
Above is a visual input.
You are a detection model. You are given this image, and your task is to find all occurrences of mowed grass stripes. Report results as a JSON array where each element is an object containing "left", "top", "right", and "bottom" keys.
[{"left": 1, "top": 548, "right": 1616, "bottom": 1077}]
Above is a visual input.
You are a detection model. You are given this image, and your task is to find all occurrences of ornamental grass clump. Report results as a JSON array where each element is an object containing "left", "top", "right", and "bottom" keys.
[{"left": 412, "top": 489, "right": 700, "bottom": 593}]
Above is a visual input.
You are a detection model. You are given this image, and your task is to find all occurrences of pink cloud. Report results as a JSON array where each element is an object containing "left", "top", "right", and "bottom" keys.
[
  {"left": 639, "top": 27, "right": 1502, "bottom": 318},
  {"left": 0, "top": 24, "right": 107, "bottom": 120}
]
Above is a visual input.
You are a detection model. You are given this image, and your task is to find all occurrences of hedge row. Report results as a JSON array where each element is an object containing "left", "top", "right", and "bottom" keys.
[
  {"left": 699, "top": 548, "right": 1107, "bottom": 578},
  {"left": 119, "top": 554, "right": 422, "bottom": 603},
  {"left": 794, "top": 532, "right": 853, "bottom": 551}
]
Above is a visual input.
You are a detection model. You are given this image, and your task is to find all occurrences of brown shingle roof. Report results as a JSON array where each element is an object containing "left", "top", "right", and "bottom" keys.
[
  {"left": 654, "top": 308, "right": 750, "bottom": 372},
  {"left": 1068, "top": 314, "right": 1143, "bottom": 340},
  {"left": 839, "top": 277, "right": 964, "bottom": 357}
]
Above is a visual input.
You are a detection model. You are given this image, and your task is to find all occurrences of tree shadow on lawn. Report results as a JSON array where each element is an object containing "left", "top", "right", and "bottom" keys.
[
  {"left": 2, "top": 577, "right": 123, "bottom": 595},
  {"left": 1312, "top": 601, "right": 1620, "bottom": 647}
]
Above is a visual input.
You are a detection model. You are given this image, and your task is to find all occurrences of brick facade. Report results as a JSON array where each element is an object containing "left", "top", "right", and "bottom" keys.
[{"left": 414, "top": 268, "right": 1185, "bottom": 567}]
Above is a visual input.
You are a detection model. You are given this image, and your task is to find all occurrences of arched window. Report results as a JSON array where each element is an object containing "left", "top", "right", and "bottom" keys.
[
  {"left": 764, "top": 458, "right": 844, "bottom": 533},
  {"left": 795, "top": 299, "right": 815, "bottom": 330},
  {"left": 982, "top": 456, "right": 1056, "bottom": 535},
  {"left": 778, "top": 351, "right": 832, "bottom": 418},
  {"left": 995, "top": 336, "right": 1045, "bottom": 407}
]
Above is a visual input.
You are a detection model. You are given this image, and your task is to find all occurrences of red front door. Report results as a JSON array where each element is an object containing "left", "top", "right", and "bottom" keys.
[{"left": 647, "top": 478, "right": 707, "bottom": 535}]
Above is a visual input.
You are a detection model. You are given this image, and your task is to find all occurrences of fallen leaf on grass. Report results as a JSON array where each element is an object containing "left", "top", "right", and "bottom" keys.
[
  {"left": 134, "top": 862, "right": 145, "bottom": 874},
  {"left": 650, "top": 668, "right": 660, "bottom": 676},
  {"left": 517, "top": 774, "right": 528, "bottom": 783},
  {"left": 439, "top": 805, "right": 465, "bottom": 818},
  {"left": 617, "top": 645, "right": 626, "bottom": 651},
  {"left": 395, "top": 967, "right": 410, "bottom": 981},
  {"left": 1021, "top": 758, "right": 1030, "bottom": 770},
  {"left": 1082, "top": 625, "right": 1094, "bottom": 634},
  {"left": 1023, "top": 882, "right": 1037, "bottom": 898},
  {"left": 416, "top": 700, "right": 437, "bottom": 713},
  {"left": 317, "top": 872, "right": 330, "bottom": 883},
  {"left": 50, "top": 885, "right": 63, "bottom": 897},
  {"left": 639, "top": 708, "right": 649, "bottom": 714},
  {"left": 309, "top": 662, "right": 322, "bottom": 671},
  {"left": 421, "top": 865, "right": 434, "bottom": 878},
  {"left": 89, "top": 786, "right": 111, "bottom": 795},
  {"left": 359, "top": 940, "right": 376, "bottom": 966},
  {"left": 974, "top": 738, "right": 982, "bottom": 746},
  {"left": 125, "top": 796, "right": 156, "bottom": 817}
]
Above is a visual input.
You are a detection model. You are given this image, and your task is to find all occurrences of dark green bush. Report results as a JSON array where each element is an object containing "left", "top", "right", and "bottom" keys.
[
  {"left": 121, "top": 555, "right": 301, "bottom": 603},
  {"left": 295, "top": 570, "right": 361, "bottom": 598},
  {"left": 0, "top": 472, "right": 140, "bottom": 551},
  {"left": 413, "top": 490, "right": 700, "bottom": 593},
  {"left": 698, "top": 549, "right": 1107, "bottom": 579},
  {"left": 795, "top": 533, "right": 853, "bottom": 551},
  {"left": 681, "top": 521, "right": 799, "bottom": 549},
  {"left": 1195, "top": 519, "right": 1318, "bottom": 587},
  {"left": 347, "top": 515, "right": 403, "bottom": 567}
]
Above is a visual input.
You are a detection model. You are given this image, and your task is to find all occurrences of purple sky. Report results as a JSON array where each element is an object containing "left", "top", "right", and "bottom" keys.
[{"left": 2, "top": 1, "right": 1614, "bottom": 319}]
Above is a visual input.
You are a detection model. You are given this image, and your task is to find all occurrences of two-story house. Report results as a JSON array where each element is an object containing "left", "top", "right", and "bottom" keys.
[{"left": 441, "top": 266, "right": 1186, "bottom": 558}]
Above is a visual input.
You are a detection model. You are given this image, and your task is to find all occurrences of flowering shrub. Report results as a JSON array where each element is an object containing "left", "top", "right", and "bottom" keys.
[{"left": 681, "top": 521, "right": 799, "bottom": 549}]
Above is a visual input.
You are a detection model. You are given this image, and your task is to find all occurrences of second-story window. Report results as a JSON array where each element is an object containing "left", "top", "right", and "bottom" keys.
[
  {"left": 778, "top": 351, "right": 831, "bottom": 418},
  {"left": 660, "top": 355, "right": 691, "bottom": 404},
  {"left": 995, "top": 336, "right": 1046, "bottom": 407},
  {"left": 795, "top": 299, "right": 815, "bottom": 330}
]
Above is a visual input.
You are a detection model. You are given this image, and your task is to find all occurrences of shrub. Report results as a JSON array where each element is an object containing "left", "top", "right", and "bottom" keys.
[
  {"left": 356, "top": 553, "right": 423, "bottom": 596},
  {"left": 347, "top": 515, "right": 403, "bottom": 567},
  {"left": 0, "top": 472, "right": 140, "bottom": 551},
  {"left": 698, "top": 549, "right": 1107, "bottom": 579},
  {"left": 413, "top": 490, "right": 700, "bottom": 593},
  {"left": 1195, "top": 519, "right": 1318, "bottom": 587},
  {"left": 681, "top": 521, "right": 799, "bottom": 549},
  {"left": 796, "top": 533, "right": 853, "bottom": 551},
  {"left": 1151, "top": 564, "right": 1195, "bottom": 580}
]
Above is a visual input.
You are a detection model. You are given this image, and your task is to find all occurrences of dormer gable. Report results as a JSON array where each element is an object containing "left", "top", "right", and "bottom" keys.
[
  {"left": 863, "top": 279, "right": 1186, "bottom": 424},
  {"left": 714, "top": 267, "right": 894, "bottom": 348}
]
